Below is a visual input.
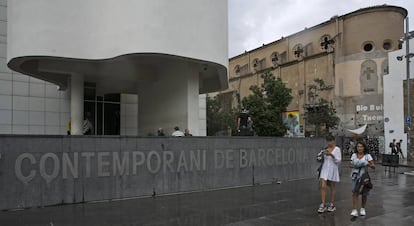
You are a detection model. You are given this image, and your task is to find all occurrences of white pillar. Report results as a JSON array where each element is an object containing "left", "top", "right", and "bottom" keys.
[
  {"left": 70, "top": 73, "right": 84, "bottom": 135},
  {"left": 137, "top": 63, "right": 200, "bottom": 136},
  {"left": 187, "top": 67, "right": 200, "bottom": 136}
]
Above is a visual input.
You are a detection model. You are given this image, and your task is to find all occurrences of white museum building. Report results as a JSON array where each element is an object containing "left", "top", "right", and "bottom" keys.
[
  {"left": 0, "top": 0, "right": 228, "bottom": 136},
  {"left": 384, "top": 37, "right": 414, "bottom": 157}
]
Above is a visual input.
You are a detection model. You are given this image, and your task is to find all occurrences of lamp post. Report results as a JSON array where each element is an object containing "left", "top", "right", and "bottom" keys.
[{"left": 403, "top": 18, "right": 414, "bottom": 161}]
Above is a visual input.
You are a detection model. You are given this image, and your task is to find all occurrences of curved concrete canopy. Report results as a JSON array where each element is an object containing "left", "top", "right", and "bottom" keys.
[
  {"left": 7, "top": 0, "right": 228, "bottom": 93},
  {"left": 8, "top": 53, "right": 228, "bottom": 94}
]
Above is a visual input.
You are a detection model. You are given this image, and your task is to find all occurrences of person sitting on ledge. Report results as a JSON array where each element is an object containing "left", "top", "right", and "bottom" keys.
[
  {"left": 172, "top": 126, "right": 184, "bottom": 137},
  {"left": 157, "top": 128, "right": 165, "bottom": 136},
  {"left": 184, "top": 128, "right": 193, "bottom": 136}
]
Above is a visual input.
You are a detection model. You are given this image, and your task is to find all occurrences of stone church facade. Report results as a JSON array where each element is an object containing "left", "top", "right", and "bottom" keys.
[{"left": 221, "top": 5, "right": 407, "bottom": 136}]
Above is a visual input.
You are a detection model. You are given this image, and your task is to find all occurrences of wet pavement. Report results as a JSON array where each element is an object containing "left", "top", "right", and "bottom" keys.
[
  {"left": 399, "top": 158, "right": 414, "bottom": 168},
  {"left": 0, "top": 165, "right": 413, "bottom": 226}
]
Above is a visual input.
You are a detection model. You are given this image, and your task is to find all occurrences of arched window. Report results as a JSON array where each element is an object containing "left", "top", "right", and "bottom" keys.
[
  {"left": 234, "top": 65, "right": 240, "bottom": 74},
  {"left": 320, "top": 35, "right": 334, "bottom": 50},
  {"left": 252, "top": 58, "right": 259, "bottom": 68},
  {"left": 360, "top": 60, "right": 378, "bottom": 94},
  {"left": 293, "top": 44, "right": 304, "bottom": 58},
  {"left": 270, "top": 52, "right": 280, "bottom": 65}
]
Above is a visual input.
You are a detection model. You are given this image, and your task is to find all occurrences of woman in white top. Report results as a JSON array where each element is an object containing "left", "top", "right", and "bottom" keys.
[
  {"left": 318, "top": 135, "right": 342, "bottom": 213},
  {"left": 349, "top": 141, "right": 375, "bottom": 217}
]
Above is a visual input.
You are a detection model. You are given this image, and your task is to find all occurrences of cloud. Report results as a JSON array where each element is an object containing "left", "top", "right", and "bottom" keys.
[{"left": 229, "top": 0, "right": 413, "bottom": 57}]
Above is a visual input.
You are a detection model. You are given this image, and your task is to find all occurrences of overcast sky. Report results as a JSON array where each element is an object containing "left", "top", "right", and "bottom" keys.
[{"left": 228, "top": 0, "right": 414, "bottom": 57}]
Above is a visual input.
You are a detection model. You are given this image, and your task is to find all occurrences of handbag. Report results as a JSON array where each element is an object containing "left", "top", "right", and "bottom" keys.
[
  {"left": 316, "top": 149, "right": 325, "bottom": 163},
  {"left": 356, "top": 156, "right": 373, "bottom": 194},
  {"left": 316, "top": 149, "right": 325, "bottom": 178},
  {"left": 356, "top": 171, "right": 373, "bottom": 195}
]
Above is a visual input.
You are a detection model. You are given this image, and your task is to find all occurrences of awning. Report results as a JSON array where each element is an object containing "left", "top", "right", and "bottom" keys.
[{"left": 347, "top": 124, "right": 367, "bottom": 135}]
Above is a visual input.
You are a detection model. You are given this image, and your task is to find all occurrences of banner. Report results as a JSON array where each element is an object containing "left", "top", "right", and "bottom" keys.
[{"left": 283, "top": 111, "right": 300, "bottom": 136}]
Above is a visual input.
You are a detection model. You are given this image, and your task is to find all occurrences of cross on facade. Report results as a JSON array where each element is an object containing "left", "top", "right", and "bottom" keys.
[
  {"left": 320, "top": 37, "right": 335, "bottom": 50},
  {"left": 364, "top": 67, "right": 375, "bottom": 80}
]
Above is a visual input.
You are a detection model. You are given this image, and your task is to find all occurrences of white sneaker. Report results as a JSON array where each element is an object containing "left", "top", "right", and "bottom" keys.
[
  {"left": 327, "top": 203, "right": 336, "bottom": 212},
  {"left": 318, "top": 204, "right": 327, "bottom": 213},
  {"left": 350, "top": 209, "right": 358, "bottom": 217},
  {"left": 360, "top": 208, "right": 366, "bottom": 216}
]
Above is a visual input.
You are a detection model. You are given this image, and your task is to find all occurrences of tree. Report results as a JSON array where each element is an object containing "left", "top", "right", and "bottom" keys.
[
  {"left": 206, "top": 95, "right": 237, "bottom": 136},
  {"left": 241, "top": 71, "right": 293, "bottom": 136},
  {"left": 304, "top": 78, "right": 339, "bottom": 136}
]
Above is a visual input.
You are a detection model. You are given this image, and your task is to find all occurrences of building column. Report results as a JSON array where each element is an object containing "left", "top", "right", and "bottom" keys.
[
  {"left": 70, "top": 73, "right": 84, "bottom": 135},
  {"left": 137, "top": 63, "right": 200, "bottom": 136},
  {"left": 187, "top": 66, "right": 200, "bottom": 136}
]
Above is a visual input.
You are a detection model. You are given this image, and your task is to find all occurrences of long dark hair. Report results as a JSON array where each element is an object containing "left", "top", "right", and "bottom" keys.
[{"left": 354, "top": 140, "right": 369, "bottom": 154}]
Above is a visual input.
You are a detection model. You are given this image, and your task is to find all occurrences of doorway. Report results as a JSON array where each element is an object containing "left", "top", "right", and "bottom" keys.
[{"left": 84, "top": 82, "right": 120, "bottom": 135}]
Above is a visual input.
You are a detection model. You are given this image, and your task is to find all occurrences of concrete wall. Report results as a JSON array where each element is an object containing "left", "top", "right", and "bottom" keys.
[
  {"left": 0, "top": 136, "right": 324, "bottom": 210},
  {"left": 120, "top": 94, "right": 138, "bottom": 136},
  {"left": 137, "top": 62, "right": 200, "bottom": 136},
  {"left": 0, "top": 0, "right": 70, "bottom": 135}
]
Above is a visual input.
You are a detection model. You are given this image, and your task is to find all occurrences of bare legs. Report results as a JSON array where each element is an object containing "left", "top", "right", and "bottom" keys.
[
  {"left": 352, "top": 193, "right": 359, "bottom": 209},
  {"left": 361, "top": 196, "right": 367, "bottom": 208},
  {"left": 320, "top": 180, "right": 336, "bottom": 204},
  {"left": 329, "top": 182, "right": 336, "bottom": 204},
  {"left": 320, "top": 179, "right": 327, "bottom": 204},
  {"left": 352, "top": 193, "right": 368, "bottom": 209}
]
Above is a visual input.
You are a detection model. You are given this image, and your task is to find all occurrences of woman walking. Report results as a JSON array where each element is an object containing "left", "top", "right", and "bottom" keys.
[
  {"left": 349, "top": 141, "right": 375, "bottom": 217},
  {"left": 318, "top": 135, "right": 342, "bottom": 213}
]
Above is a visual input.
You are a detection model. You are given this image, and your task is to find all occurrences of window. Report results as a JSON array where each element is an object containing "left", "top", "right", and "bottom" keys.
[
  {"left": 252, "top": 58, "right": 266, "bottom": 71},
  {"left": 270, "top": 52, "right": 279, "bottom": 65},
  {"left": 252, "top": 58, "right": 259, "bottom": 68},
  {"left": 320, "top": 35, "right": 334, "bottom": 50},
  {"left": 362, "top": 42, "right": 374, "bottom": 52},
  {"left": 360, "top": 60, "right": 378, "bottom": 94},
  {"left": 383, "top": 40, "right": 392, "bottom": 51},
  {"left": 293, "top": 44, "right": 304, "bottom": 58},
  {"left": 234, "top": 65, "right": 240, "bottom": 74}
]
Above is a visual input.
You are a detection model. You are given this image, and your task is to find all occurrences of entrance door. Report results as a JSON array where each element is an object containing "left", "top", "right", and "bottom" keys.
[{"left": 84, "top": 83, "right": 120, "bottom": 135}]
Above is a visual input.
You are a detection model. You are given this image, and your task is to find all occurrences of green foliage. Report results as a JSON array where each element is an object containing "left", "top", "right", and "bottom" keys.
[
  {"left": 206, "top": 96, "right": 237, "bottom": 136},
  {"left": 241, "top": 71, "right": 293, "bottom": 136},
  {"left": 305, "top": 78, "right": 339, "bottom": 136}
]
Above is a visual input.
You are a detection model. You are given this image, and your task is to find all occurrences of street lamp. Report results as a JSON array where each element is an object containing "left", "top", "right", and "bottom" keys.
[
  {"left": 397, "top": 53, "right": 414, "bottom": 61},
  {"left": 399, "top": 17, "right": 414, "bottom": 161}
]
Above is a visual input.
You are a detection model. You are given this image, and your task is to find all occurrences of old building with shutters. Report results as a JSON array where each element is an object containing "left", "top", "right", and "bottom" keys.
[{"left": 220, "top": 5, "right": 407, "bottom": 136}]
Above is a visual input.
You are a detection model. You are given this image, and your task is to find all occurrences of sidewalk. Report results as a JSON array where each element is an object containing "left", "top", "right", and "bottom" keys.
[
  {"left": 399, "top": 158, "right": 414, "bottom": 168},
  {"left": 0, "top": 165, "right": 413, "bottom": 226}
]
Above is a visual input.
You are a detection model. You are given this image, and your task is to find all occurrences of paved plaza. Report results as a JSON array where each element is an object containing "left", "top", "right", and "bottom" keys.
[{"left": 0, "top": 164, "right": 413, "bottom": 226}]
